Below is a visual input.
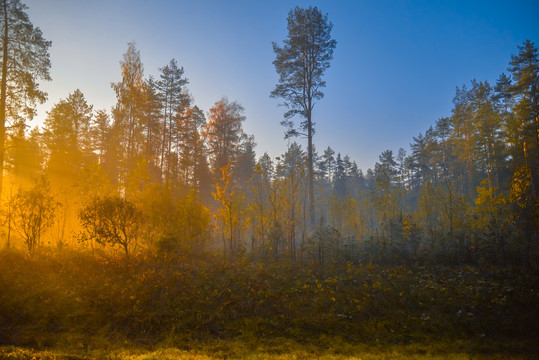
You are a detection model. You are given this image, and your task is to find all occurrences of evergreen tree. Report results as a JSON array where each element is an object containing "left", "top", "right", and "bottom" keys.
[
  {"left": 271, "top": 6, "right": 336, "bottom": 226},
  {"left": 91, "top": 110, "right": 111, "bottom": 164},
  {"left": 333, "top": 153, "right": 346, "bottom": 199},
  {"left": 111, "top": 42, "right": 146, "bottom": 187},
  {"left": 142, "top": 76, "right": 162, "bottom": 171},
  {"left": 321, "top": 146, "right": 336, "bottom": 181},
  {"left": 508, "top": 40, "right": 539, "bottom": 195},
  {"left": 157, "top": 58, "right": 188, "bottom": 181},
  {"left": 0, "top": 0, "right": 51, "bottom": 197},
  {"left": 5, "top": 124, "right": 41, "bottom": 186},
  {"left": 42, "top": 89, "right": 94, "bottom": 183}
]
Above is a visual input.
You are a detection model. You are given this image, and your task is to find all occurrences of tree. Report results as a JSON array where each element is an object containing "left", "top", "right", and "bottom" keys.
[
  {"left": 212, "top": 162, "right": 245, "bottom": 257},
  {"left": 375, "top": 150, "right": 398, "bottom": 189},
  {"left": 277, "top": 142, "right": 307, "bottom": 261},
  {"left": 508, "top": 40, "right": 539, "bottom": 195},
  {"left": 271, "top": 6, "right": 336, "bottom": 226},
  {"left": 321, "top": 146, "right": 335, "bottom": 181},
  {"left": 202, "top": 97, "right": 246, "bottom": 177},
  {"left": 42, "top": 89, "right": 94, "bottom": 183},
  {"left": 141, "top": 77, "right": 162, "bottom": 169},
  {"left": 79, "top": 195, "right": 141, "bottom": 259},
  {"left": 494, "top": 72, "right": 520, "bottom": 187},
  {"left": 249, "top": 152, "right": 273, "bottom": 253},
  {"left": 157, "top": 58, "right": 188, "bottom": 180},
  {"left": 450, "top": 84, "right": 477, "bottom": 197},
  {"left": 333, "top": 153, "right": 346, "bottom": 199},
  {"left": 234, "top": 135, "right": 256, "bottom": 188},
  {"left": 0, "top": 0, "right": 51, "bottom": 197},
  {"left": 5, "top": 124, "right": 42, "bottom": 185},
  {"left": 176, "top": 104, "right": 206, "bottom": 188},
  {"left": 470, "top": 80, "right": 503, "bottom": 191},
  {"left": 11, "top": 175, "right": 57, "bottom": 253},
  {"left": 91, "top": 109, "right": 111, "bottom": 165},
  {"left": 111, "top": 42, "right": 146, "bottom": 186}
]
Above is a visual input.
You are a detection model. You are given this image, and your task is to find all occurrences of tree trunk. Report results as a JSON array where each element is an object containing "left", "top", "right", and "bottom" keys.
[
  {"left": 0, "top": 0, "right": 9, "bottom": 198},
  {"left": 290, "top": 175, "right": 296, "bottom": 262},
  {"left": 307, "top": 110, "right": 315, "bottom": 228},
  {"left": 160, "top": 100, "right": 168, "bottom": 178}
]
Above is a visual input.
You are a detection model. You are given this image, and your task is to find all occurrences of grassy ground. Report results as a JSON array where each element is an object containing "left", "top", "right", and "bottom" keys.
[
  {"left": 0, "top": 340, "right": 536, "bottom": 360},
  {"left": 1, "top": 249, "right": 537, "bottom": 359}
]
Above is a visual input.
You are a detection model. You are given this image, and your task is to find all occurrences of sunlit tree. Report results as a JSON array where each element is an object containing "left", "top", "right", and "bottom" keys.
[
  {"left": 202, "top": 97, "right": 246, "bottom": 178},
  {"left": 111, "top": 42, "right": 146, "bottom": 187},
  {"left": 0, "top": 0, "right": 51, "bottom": 197},
  {"left": 508, "top": 40, "right": 539, "bottom": 195},
  {"left": 42, "top": 89, "right": 94, "bottom": 183},
  {"left": 11, "top": 175, "right": 57, "bottom": 253},
  {"left": 5, "top": 125, "right": 42, "bottom": 186}
]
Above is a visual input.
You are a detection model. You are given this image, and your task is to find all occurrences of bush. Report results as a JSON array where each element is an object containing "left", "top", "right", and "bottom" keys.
[{"left": 0, "top": 248, "right": 537, "bottom": 350}]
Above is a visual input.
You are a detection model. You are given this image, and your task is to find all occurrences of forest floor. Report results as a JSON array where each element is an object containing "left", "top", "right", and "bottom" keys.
[
  {"left": 0, "top": 343, "right": 535, "bottom": 360},
  {"left": 0, "top": 339, "right": 537, "bottom": 359},
  {"left": 1, "top": 249, "right": 538, "bottom": 359}
]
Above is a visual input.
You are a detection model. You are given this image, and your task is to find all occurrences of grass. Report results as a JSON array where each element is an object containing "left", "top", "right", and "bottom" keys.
[
  {"left": 1, "top": 248, "right": 537, "bottom": 359},
  {"left": 0, "top": 339, "right": 536, "bottom": 360}
]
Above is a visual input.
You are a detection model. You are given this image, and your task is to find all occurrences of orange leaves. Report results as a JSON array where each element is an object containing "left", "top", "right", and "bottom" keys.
[{"left": 202, "top": 98, "right": 246, "bottom": 173}]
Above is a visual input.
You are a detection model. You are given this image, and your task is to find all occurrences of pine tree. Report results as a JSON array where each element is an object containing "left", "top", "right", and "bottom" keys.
[
  {"left": 0, "top": 0, "right": 51, "bottom": 197},
  {"left": 333, "top": 153, "right": 346, "bottom": 199},
  {"left": 508, "top": 40, "right": 539, "bottom": 195},
  {"left": 42, "top": 89, "right": 94, "bottom": 183},
  {"left": 271, "top": 6, "right": 336, "bottom": 227},
  {"left": 111, "top": 42, "right": 146, "bottom": 186},
  {"left": 157, "top": 58, "right": 188, "bottom": 181}
]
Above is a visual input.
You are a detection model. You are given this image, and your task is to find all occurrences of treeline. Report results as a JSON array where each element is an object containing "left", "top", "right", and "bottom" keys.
[{"left": 2, "top": 36, "right": 538, "bottom": 265}]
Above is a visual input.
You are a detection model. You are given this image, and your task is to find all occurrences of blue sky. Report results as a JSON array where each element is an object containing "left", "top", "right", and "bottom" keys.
[{"left": 26, "top": 0, "right": 539, "bottom": 171}]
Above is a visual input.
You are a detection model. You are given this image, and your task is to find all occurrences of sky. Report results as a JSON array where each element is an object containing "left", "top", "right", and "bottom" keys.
[{"left": 24, "top": 0, "right": 539, "bottom": 171}]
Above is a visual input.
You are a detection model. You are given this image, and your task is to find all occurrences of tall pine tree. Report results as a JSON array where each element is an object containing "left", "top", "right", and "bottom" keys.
[
  {"left": 271, "top": 6, "right": 336, "bottom": 227},
  {"left": 0, "top": 0, "right": 51, "bottom": 197}
]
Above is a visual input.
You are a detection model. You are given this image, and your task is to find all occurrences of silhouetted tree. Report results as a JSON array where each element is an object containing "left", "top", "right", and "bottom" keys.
[
  {"left": 79, "top": 195, "right": 141, "bottom": 259},
  {"left": 42, "top": 89, "right": 94, "bottom": 183},
  {"left": 11, "top": 176, "right": 57, "bottom": 253}
]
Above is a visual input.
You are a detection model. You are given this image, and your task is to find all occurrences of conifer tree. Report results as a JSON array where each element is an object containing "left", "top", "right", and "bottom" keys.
[
  {"left": 272, "top": 6, "right": 336, "bottom": 226},
  {"left": 157, "top": 58, "right": 188, "bottom": 181},
  {"left": 111, "top": 42, "right": 146, "bottom": 186},
  {"left": 508, "top": 40, "right": 539, "bottom": 195},
  {"left": 0, "top": 0, "right": 51, "bottom": 197}
]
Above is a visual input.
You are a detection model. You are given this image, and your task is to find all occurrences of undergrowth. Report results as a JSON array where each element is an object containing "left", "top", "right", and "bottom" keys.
[{"left": 0, "top": 248, "right": 537, "bottom": 358}]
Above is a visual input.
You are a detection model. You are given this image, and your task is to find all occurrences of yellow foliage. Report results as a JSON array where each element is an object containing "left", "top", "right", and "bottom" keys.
[{"left": 510, "top": 166, "right": 532, "bottom": 208}]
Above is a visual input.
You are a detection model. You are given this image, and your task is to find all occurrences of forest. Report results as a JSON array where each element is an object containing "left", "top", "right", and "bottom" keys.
[{"left": 0, "top": 1, "right": 538, "bottom": 359}]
